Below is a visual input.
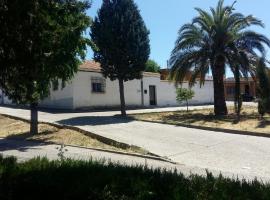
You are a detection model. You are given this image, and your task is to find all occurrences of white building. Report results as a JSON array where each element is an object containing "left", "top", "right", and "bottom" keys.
[
  {"left": 40, "top": 61, "right": 214, "bottom": 109},
  {"left": 0, "top": 61, "right": 214, "bottom": 110}
]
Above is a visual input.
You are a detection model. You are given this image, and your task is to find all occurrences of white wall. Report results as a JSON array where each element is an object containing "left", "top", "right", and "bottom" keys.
[
  {"left": 141, "top": 76, "right": 214, "bottom": 107},
  {"left": 40, "top": 81, "right": 74, "bottom": 109},
  {"left": 0, "top": 71, "right": 214, "bottom": 109},
  {"left": 73, "top": 71, "right": 142, "bottom": 109}
]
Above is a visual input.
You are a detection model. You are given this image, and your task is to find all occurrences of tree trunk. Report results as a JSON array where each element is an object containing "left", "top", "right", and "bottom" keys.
[
  {"left": 186, "top": 99, "right": 189, "bottom": 112},
  {"left": 212, "top": 60, "right": 228, "bottom": 116},
  {"left": 30, "top": 102, "right": 38, "bottom": 134},
  {"left": 234, "top": 66, "right": 241, "bottom": 119},
  {"left": 118, "top": 78, "right": 126, "bottom": 117}
]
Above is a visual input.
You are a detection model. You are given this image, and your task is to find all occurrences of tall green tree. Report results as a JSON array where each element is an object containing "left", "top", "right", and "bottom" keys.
[
  {"left": 91, "top": 0, "right": 150, "bottom": 116},
  {"left": 257, "top": 58, "right": 270, "bottom": 117},
  {"left": 169, "top": 0, "right": 270, "bottom": 116},
  {"left": 0, "top": 0, "right": 91, "bottom": 134},
  {"left": 145, "top": 59, "right": 160, "bottom": 73}
]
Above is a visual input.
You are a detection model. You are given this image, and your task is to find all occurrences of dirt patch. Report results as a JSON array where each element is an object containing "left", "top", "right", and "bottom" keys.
[
  {"left": 0, "top": 115, "right": 146, "bottom": 154},
  {"left": 131, "top": 106, "right": 270, "bottom": 134}
]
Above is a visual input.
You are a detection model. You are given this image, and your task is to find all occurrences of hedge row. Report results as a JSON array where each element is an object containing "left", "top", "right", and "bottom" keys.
[{"left": 0, "top": 155, "right": 269, "bottom": 200}]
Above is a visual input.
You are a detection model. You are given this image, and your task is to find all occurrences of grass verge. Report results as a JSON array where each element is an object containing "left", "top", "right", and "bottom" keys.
[
  {"left": 131, "top": 106, "right": 270, "bottom": 135},
  {"left": 0, "top": 155, "right": 269, "bottom": 200}
]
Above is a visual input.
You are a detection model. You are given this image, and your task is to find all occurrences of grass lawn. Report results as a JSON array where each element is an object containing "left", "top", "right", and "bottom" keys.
[
  {"left": 0, "top": 114, "right": 145, "bottom": 154},
  {"left": 0, "top": 155, "right": 269, "bottom": 200},
  {"left": 131, "top": 106, "right": 270, "bottom": 134}
]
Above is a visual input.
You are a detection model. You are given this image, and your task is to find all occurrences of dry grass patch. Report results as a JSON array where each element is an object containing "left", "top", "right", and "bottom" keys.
[
  {"left": 131, "top": 106, "right": 270, "bottom": 134},
  {"left": 0, "top": 115, "right": 144, "bottom": 154}
]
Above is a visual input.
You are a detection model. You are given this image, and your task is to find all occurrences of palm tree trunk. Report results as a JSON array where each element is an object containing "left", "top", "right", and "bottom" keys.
[
  {"left": 212, "top": 61, "right": 228, "bottom": 116},
  {"left": 118, "top": 78, "right": 126, "bottom": 117},
  {"left": 30, "top": 102, "right": 38, "bottom": 134}
]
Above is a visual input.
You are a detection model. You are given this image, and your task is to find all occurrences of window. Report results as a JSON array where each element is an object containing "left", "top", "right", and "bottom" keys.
[
  {"left": 226, "top": 86, "right": 235, "bottom": 95},
  {"left": 91, "top": 77, "right": 105, "bottom": 93}
]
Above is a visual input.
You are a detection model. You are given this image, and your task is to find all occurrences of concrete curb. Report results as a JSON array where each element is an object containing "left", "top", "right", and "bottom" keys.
[
  {"left": 133, "top": 118, "right": 270, "bottom": 139},
  {"left": 0, "top": 114, "right": 176, "bottom": 164}
]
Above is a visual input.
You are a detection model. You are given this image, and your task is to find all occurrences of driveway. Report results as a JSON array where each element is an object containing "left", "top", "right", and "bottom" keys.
[{"left": 1, "top": 103, "right": 270, "bottom": 181}]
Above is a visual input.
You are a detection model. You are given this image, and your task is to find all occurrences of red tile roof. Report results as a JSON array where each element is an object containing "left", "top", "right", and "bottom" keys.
[{"left": 79, "top": 60, "right": 101, "bottom": 72}]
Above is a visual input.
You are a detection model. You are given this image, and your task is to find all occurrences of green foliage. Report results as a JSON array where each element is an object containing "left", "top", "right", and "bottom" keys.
[
  {"left": 91, "top": 0, "right": 150, "bottom": 81},
  {"left": 0, "top": 0, "right": 91, "bottom": 104},
  {"left": 91, "top": 0, "right": 150, "bottom": 116},
  {"left": 169, "top": 0, "right": 270, "bottom": 115},
  {"left": 176, "top": 88, "right": 195, "bottom": 103},
  {"left": 257, "top": 58, "right": 270, "bottom": 116},
  {"left": 145, "top": 59, "right": 160, "bottom": 73},
  {"left": 0, "top": 155, "right": 270, "bottom": 200},
  {"left": 176, "top": 88, "right": 194, "bottom": 111}
]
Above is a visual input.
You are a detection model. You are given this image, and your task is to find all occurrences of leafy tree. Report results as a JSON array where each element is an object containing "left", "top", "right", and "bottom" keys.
[
  {"left": 257, "top": 58, "right": 270, "bottom": 117},
  {"left": 91, "top": 0, "right": 150, "bottom": 116},
  {"left": 0, "top": 0, "right": 91, "bottom": 134},
  {"left": 169, "top": 0, "right": 270, "bottom": 116},
  {"left": 176, "top": 88, "right": 195, "bottom": 112},
  {"left": 145, "top": 59, "right": 160, "bottom": 73}
]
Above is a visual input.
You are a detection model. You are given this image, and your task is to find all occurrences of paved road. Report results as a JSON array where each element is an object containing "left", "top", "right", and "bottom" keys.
[
  {"left": 1, "top": 138, "right": 268, "bottom": 182},
  {"left": 2, "top": 103, "right": 270, "bottom": 181}
]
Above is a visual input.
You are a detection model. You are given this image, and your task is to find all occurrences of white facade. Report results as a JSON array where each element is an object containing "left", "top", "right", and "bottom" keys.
[{"left": 38, "top": 70, "right": 214, "bottom": 110}]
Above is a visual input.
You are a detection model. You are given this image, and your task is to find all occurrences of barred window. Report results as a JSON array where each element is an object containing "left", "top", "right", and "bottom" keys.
[{"left": 91, "top": 77, "right": 105, "bottom": 93}]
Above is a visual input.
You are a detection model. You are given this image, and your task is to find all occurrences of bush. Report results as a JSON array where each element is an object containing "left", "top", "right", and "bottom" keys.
[{"left": 0, "top": 155, "right": 270, "bottom": 200}]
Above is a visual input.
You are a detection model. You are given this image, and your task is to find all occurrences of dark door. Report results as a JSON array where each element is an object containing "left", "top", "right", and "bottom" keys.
[
  {"left": 245, "top": 85, "right": 250, "bottom": 95},
  {"left": 149, "top": 85, "right": 157, "bottom": 106}
]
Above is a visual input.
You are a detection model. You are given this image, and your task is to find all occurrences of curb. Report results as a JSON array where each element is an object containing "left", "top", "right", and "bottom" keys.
[
  {"left": 0, "top": 114, "right": 176, "bottom": 164},
  {"left": 133, "top": 118, "right": 270, "bottom": 139}
]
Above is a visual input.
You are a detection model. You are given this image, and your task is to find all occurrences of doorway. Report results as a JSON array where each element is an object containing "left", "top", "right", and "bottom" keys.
[
  {"left": 245, "top": 85, "right": 250, "bottom": 95},
  {"left": 149, "top": 85, "right": 157, "bottom": 106}
]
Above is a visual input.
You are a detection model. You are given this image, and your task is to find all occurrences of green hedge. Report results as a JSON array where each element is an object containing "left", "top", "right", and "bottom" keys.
[{"left": 0, "top": 155, "right": 269, "bottom": 200}]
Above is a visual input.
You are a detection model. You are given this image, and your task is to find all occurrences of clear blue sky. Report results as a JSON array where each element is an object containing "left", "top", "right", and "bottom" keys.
[{"left": 86, "top": 0, "right": 270, "bottom": 76}]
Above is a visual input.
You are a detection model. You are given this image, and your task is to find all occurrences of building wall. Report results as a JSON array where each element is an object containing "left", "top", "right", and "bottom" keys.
[
  {"left": 39, "top": 81, "right": 74, "bottom": 109},
  {"left": 73, "top": 71, "right": 142, "bottom": 109},
  {"left": 224, "top": 81, "right": 257, "bottom": 101},
  {"left": 1, "top": 71, "right": 215, "bottom": 109},
  {"left": 156, "top": 80, "right": 214, "bottom": 106},
  {"left": 72, "top": 71, "right": 214, "bottom": 109}
]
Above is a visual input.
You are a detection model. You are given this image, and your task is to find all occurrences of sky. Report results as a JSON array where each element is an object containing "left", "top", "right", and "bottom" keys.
[{"left": 86, "top": 0, "right": 270, "bottom": 76}]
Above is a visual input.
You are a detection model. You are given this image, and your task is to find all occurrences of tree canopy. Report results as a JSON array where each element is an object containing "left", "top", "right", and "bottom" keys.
[
  {"left": 0, "top": 0, "right": 91, "bottom": 133},
  {"left": 169, "top": 0, "right": 270, "bottom": 116},
  {"left": 91, "top": 0, "right": 150, "bottom": 116},
  {"left": 145, "top": 59, "right": 160, "bottom": 73}
]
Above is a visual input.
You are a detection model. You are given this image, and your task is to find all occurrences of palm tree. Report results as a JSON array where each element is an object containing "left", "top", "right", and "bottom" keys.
[{"left": 169, "top": 0, "right": 270, "bottom": 115}]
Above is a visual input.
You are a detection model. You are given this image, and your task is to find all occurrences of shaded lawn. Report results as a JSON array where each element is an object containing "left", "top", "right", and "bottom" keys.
[{"left": 131, "top": 106, "right": 270, "bottom": 134}]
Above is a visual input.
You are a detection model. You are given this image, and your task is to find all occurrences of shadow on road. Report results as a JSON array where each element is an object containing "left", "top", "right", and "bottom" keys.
[
  {"left": 0, "top": 137, "right": 47, "bottom": 152},
  {"left": 56, "top": 115, "right": 134, "bottom": 126}
]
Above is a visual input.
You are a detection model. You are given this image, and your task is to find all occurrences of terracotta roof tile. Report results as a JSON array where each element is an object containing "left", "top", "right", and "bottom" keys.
[{"left": 79, "top": 60, "right": 101, "bottom": 72}]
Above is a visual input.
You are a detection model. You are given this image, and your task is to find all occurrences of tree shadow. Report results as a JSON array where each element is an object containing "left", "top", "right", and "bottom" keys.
[
  {"left": 0, "top": 136, "right": 48, "bottom": 152},
  {"left": 56, "top": 115, "right": 134, "bottom": 126},
  {"left": 161, "top": 110, "right": 263, "bottom": 126},
  {"left": 256, "top": 119, "right": 270, "bottom": 128}
]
